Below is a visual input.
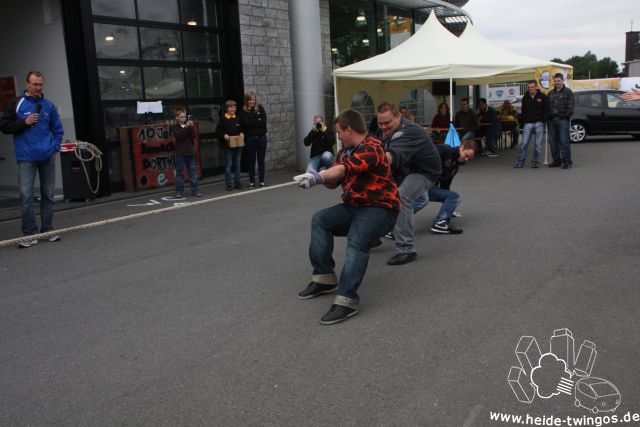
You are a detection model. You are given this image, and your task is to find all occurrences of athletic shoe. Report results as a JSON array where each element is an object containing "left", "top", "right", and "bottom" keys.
[
  {"left": 548, "top": 161, "right": 561, "bottom": 168},
  {"left": 387, "top": 252, "right": 417, "bottom": 265},
  {"left": 562, "top": 164, "right": 572, "bottom": 169},
  {"left": 175, "top": 193, "right": 183, "bottom": 198},
  {"left": 430, "top": 220, "right": 463, "bottom": 234},
  {"left": 226, "top": 185, "right": 233, "bottom": 191},
  {"left": 18, "top": 238, "right": 38, "bottom": 249},
  {"left": 514, "top": 163, "right": 524, "bottom": 168},
  {"left": 249, "top": 182, "right": 255, "bottom": 189},
  {"left": 451, "top": 211, "right": 462, "bottom": 218},
  {"left": 235, "top": 183, "right": 242, "bottom": 189},
  {"left": 487, "top": 152, "right": 499, "bottom": 158},
  {"left": 48, "top": 235, "right": 61, "bottom": 242},
  {"left": 297, "top": 282, "right": 337, "bottom": 299},
  {"left": 320, "top": 304, "right": 359, "bottom": 325},
  {"left": 193, "top": 192, "right": 203, "bottom": 197},
  {"left": 384, "top": 231, "right": 394, "bottom": 240},
  {"left": 259, "top": 182, "right": 265, "bottom": 187},
  {"left": 531, "top": 162, "right": 539, "bottom": 168}
]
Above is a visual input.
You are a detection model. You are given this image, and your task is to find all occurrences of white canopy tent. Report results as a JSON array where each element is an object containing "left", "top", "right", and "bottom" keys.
[{"left": 332, "top": 12, "right": 572, "bottom": 119}]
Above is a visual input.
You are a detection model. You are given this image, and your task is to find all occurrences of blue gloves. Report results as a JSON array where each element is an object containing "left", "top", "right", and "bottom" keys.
[{"left": 293, "top": 169, "right": 324, "bottom": 189}]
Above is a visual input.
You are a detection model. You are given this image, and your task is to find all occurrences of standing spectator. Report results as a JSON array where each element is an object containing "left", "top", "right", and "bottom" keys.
[
  {"left": 412, "top": 140, "right": 478, "bottom": 234},
  {"left": 171, "top": 108, "right": 201, "bottom": 198},
  {"left": 218, "top": 100, "right": 243, "bottom": 191},
  {"left": 377, "top": 102, "right": 442, "bottom": 266},
  {"left": 303, "top": 115, "right": 335, "bottom": 172},
  {"left": 0, "top": 71, "right": 63, "bottom": 248},
  {"left": 399, "top": 106, "right": 409, "bottom": 118},
  {"left": 239, "top": 91, "right": 267, "bottom": 187},
  {"left": 516, "top": 80, "right": 549, "bottom": 168},
  {"left": 547, "top": 73, "right": 575, "bottom": 169},
  {"left": 454, "top": 98, "right": 478, "bottom": 140},
  {"left": 293, "top": 109, "right": 399, "bottom": 325},
  {"left": 476, "top": 98, "right": 501, "bottom": 157},
  {"left": 497, "top": 99, "right": 519, "bottom": 148}
]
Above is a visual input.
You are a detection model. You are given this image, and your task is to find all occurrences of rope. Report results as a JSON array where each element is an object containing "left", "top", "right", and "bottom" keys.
[
  {"left": 72, "top": 140, "right": 103, "bottom": 195},
  {"left": 0, "top": 181, "right": 298, "bottom": 249}
]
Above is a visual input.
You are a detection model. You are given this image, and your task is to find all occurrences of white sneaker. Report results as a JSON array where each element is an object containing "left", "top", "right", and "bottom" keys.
[
  {"left": 48, "top": 235, "right": 61, "bottom": 242},
  {"left": 19, "top": 238, "right": 38, "bottom": 249},
  {"left": 452, "top": 211, "right": 462, "bottom": 218}
]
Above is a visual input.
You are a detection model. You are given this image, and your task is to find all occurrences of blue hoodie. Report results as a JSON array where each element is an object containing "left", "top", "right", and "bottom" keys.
[{"left": 0, "top": 91, "right": 64, "bottom": 161}]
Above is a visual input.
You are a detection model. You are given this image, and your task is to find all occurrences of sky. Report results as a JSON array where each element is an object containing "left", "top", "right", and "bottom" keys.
[{"left": 464, "top": 0, "right": 639, "bottom": 68}]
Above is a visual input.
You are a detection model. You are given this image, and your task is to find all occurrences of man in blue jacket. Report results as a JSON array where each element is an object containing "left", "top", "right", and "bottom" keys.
[{"left": 0, "top": 71, "right": 64, "bottom": 248}]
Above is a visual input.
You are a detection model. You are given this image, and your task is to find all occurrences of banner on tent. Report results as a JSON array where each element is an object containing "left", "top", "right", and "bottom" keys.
[{"left": 535, "top": 67, "right": 574, "bottom": 94}]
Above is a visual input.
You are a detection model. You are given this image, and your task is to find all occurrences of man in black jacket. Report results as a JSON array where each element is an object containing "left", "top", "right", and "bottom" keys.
[
  {"left": 412, "top": 140, "right": 477, "bottom": 234},
  {"left": 476, "top": 98, "right": 501, "bottom": 157},
  {"left": 376, "top": 102, "right": 442, "bottom": 265},
  {"left": 516, "top": 80, "right": 549, "bottom": 168},
  {"left": 303, "top": 115, "right": 335, "bottom": 171},
  {"left": 547, "top": 73, "right": 575, "bottom": 169}
]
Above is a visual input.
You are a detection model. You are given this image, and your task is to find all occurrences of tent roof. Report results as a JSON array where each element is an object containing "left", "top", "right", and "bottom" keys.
[{"left": 332, "top": 12, "right": 571, "bottom": 84}]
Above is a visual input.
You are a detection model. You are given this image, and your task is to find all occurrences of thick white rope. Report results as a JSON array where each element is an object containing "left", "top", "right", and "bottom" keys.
[{"left": 0, "top": 181, "right": 298, "bottom": 248}]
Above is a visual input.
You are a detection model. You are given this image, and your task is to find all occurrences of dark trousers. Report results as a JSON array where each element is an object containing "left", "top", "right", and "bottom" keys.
[{"left": 245, "top": 134, "right": 267, "bottom": 184}]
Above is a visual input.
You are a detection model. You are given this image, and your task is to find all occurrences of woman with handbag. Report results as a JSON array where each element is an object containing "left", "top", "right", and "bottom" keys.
[
  {"left": 219, "top": 100, "right": 244, "bottom": 191},
  {"left": 239, "top": 91, "right": 268, "bottom": 188}
]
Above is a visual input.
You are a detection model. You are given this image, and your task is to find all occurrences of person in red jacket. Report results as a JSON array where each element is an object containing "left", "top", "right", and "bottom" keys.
[{"left": 293, "top": 109, "right": 399, "bottom": 325}]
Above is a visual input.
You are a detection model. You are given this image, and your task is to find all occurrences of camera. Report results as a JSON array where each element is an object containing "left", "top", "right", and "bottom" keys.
[
  {"left": 187, "top": 114, "right": 192, "bottom": 121},
  {"left": 315, "top": 122, "right": 322, "bottom": 130}
]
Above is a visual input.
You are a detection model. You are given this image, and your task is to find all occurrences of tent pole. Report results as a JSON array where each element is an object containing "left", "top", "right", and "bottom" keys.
[
  {"left": 333, "top": 74, "right": 342, "bottom": 151},
  {"left": 449, "top": 78, "right": 453, "bottom": 122}
]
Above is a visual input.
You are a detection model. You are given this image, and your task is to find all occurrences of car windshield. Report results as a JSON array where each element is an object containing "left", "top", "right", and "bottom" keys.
[
  {"left": 591, "top": 382, "right": 617, "bottom": 397},
  {"left": 607, "top": 93, "right": 640, "bottom": 108}
]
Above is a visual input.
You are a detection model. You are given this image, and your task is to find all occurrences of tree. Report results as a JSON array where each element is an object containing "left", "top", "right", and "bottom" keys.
[{"left": 551, "top": 51, "right": 619, "bottom": 79}]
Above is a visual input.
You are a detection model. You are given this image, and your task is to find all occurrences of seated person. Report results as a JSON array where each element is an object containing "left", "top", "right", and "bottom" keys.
[
  {"left": 454, "top": 98, "right": 478, "bottom": 140},
  {"left": 431, "top": 102, "right": 451, "bottom": 144},
  {"left": 497, "top": 99, "right": 519, "bottom": 148},
  {"left": 303, "top": 115, "right": 336, "bottom": 171},
  {"left": 476, "top": 98, "right": 501, "bottom": 157}
]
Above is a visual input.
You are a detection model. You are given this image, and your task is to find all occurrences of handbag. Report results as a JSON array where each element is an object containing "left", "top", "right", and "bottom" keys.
[{"left": 229, "top": 134, "right": 245, "bottom": 148}]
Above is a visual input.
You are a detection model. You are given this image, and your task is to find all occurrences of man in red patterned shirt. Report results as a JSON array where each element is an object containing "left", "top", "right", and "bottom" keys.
[{"left": 293, "top": 109, "right": 400, "bottom": 325}]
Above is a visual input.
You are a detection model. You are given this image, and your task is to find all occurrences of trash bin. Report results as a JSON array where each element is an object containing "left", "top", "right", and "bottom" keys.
[{"left": 60, "top": 141, "right": 102, "bottom": 201}]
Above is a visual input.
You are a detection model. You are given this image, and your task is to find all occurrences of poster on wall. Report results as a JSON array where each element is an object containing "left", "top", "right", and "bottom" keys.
[
  {"left": 0, "top": 76, "right": 17, "bottom": 112},
  {"left": 130, "top": 123, "right": 202, "bottom": 190},
  {"left": 488, "top": 85, "right": 520, "bottom": 103}
]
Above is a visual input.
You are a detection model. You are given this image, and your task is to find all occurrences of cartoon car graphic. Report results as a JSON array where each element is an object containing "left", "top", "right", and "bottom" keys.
[{"left": 574, "top": 377, "right": 621, "bottom": 414}]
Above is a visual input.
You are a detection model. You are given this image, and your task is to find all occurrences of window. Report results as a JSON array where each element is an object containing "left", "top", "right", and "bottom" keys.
[
  {"left": 181, "top": 0, "right": 218, "bottom": 27},
  {"left": 140, "top": 28, "right": 181, "bottom": 61},
  {"left": 91, "top": 0, "right": 135, "bottom": 19},
  {"left": 350, "top": 90, "right": 375, "bottom": 124},
  {"left": 94, "top": 24, "right": 139, "bottom": 59},
  {"left": 186, "top": 68, "right": 221, "bottom": 98},
  {"left": 183, "top": 32, "right": 219, "bottom": 62},
  {"left": 607, "top": 92, "right": 640, "bottom": 109},
  {"left": 137, "top": 0, "right": 179, "bottom": 23},
  {"left": 577, "top": 93, "right": 603, "bottom": 108},
  {"left": 144, "top": 67, "right": 185, "bottom": 99},
  {"left": 98, "top": 66, "right": 142, "bottom": 100}
]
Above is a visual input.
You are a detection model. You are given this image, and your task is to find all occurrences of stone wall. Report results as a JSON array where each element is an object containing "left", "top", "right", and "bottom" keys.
[{"left": 238, "top": 0, "right": 296, "bottom": 172}]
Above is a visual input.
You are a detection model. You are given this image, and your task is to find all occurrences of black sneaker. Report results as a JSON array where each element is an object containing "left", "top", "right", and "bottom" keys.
[
  {"left": 235, "top": 182, "right": 243, "bottom": 189},
  {"left": 383, "top": 231, "right": 394, "bottom": 240},
  {"left": 226, "top": 185, "right": 233, "bottom": 191},
  {"left": 175, "top": 192, "right": 183, "bottom": 198},
  {"left": 297, "top": 282, "right": 337, "bottom": 299},
  {"left": 430, "top": 220, "right": 463, "bottom": 234},
  {"left": 531, "top": 162, "right": 539, "bottom": 168},
  {"left": 548, "top": 161, "right": 561, "bottom": 168},
  {"left": 18, "top": 238, "right": 38, "bottom": 249},
  {"left": 320, "top": 304, "right": 359, "bottom": 325},
  {"left": 562, "top": 164, "right": 572, "bottom": 169},
  {"left": 514, "top": 163, "right": 524, "bottom": 168}
]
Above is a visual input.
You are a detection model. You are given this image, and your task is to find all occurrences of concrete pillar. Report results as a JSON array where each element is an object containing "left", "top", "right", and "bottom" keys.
[{"left": 289, "top": 0, "right": 325, "bottom": 171}]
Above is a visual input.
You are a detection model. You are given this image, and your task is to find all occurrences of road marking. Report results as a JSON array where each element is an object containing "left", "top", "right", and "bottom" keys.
[{"left": 0, "top": 181, "right": 297, "bottom": 248}]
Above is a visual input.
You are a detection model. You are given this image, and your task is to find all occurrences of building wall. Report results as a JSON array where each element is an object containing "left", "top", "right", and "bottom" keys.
[
  {"left": 0, "top": 0, "right": 75, "bottom": 192},
  {"left": 238, "top": 0, "right": 296, "bottom": 171},
  {"left": 320, "top": 0, "right": 335, "bottom": 119}
]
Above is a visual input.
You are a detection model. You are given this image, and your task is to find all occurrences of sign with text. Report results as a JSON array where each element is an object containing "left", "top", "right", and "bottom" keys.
[{"left": 129, "top": 123, "right": 202, "bottom": 190}]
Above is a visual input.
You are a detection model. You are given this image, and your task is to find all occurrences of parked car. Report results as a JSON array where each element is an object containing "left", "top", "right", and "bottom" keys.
[{"left": 570, "top": 90, "right": 640, "bottom": 142}]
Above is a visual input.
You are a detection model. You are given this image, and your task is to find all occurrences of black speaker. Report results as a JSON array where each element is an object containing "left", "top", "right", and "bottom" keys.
[{"left": 432, "top": 81, "right": 456, "bottom": 96}]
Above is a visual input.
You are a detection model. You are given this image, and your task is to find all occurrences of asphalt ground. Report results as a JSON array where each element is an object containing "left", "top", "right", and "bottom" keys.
[{"left": 1, "top": 137, "right": 639, "bottom": 426}]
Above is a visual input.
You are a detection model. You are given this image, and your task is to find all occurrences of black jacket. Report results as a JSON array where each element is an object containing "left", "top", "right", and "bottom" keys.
[
  {"left": 548, "top": 86, "right": 575, "bottom": 119},
  {"left": 435, "top": 144, "right": 462, "bottom": 188},
  {"left": 171, "top": 124, "right": 196, "bottom": 156},
  {"left": 218, "top": 114, "right": 242, "bottom": 137},
  {"left": 303, "top": 126, "right": 335, "bottom": 158},
  {"left": 521, "top": 90, "right": 549, "bottom": 123},
  {"left": 239, "top": 105, "right": 267, "bottom": 136},
  {"left": 383, "top": 118, "right": 442, "bottom": 184}
]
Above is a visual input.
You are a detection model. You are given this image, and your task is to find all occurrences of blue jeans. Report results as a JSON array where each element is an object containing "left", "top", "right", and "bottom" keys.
[
  {"left": 518, "top": 122, "right": 544, "bottom": 165},
  {"left": 224, "top": 147, "right": 242, "bottom": 186},
  {"left": 548, "top": 118, "right": 571, "bottom": 165},
  {"left": 175, "top": 155, "right": 199, "bottom": 194},
  {"left": 395, "top": 174, "right": 433, "bottom": 254},
  {"left": 413, "top": 186, "right": 461, "bottom": 222},
  {"left": 245, "top": 134, "right": 267, "bottom": 184},
  {"left": 306, "top": 151, "right": 334, "bottom": 172},
  {"left": 18, "top": 156, "right": 57, "bottom": 235},
  {"left": 309, "top": 204, "right": 398, "bottom": 301}
]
